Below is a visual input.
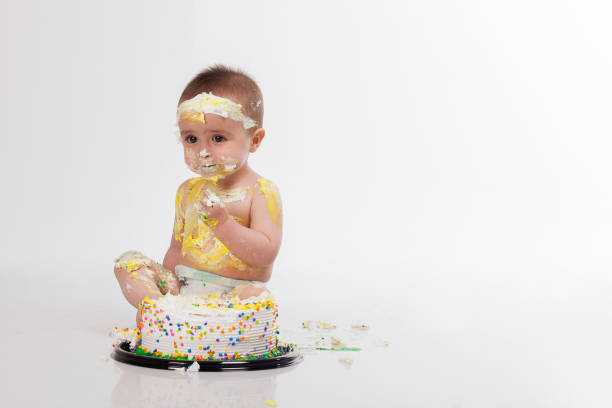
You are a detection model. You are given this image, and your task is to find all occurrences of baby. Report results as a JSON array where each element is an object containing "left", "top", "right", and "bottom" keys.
[{"left": 113, "top": 65, "right": 282, "bottom": 324}]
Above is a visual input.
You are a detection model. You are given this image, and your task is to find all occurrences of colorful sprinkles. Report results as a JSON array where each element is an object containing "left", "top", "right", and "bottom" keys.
[{"left": 131, "top": 342, "right": 294, "bottom": 361}]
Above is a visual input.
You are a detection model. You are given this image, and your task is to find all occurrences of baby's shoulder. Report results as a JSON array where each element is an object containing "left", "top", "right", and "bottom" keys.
[
  {"left": 254, "top": 177, "right": 281, "bottom": 197},
  {"left": 175, "top": 177, "right": 203, "bottom": 202},
  {"left": 251, "top": 177, "right": 282, "bottom": 225},
  {"left": 178, "top": 177, "right": 201, "bottom": 189}
]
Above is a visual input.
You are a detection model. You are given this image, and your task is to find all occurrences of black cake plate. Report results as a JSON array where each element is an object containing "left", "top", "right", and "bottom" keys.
[{"left": 111, "top": 341, "right": 303, "bottom": 371}]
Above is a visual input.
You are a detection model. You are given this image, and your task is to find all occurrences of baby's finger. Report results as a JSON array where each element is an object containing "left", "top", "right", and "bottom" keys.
[
  {"left": 202, "top": 189, "right": 225, "bottom": 208},
  {"left": 196, "top": 202, "right": 210, "bottom": 221}
]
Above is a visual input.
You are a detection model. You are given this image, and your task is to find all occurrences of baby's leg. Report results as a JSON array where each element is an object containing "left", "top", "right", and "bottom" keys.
[
  {"left": 115, "top": 251, "right": 180, "bottom": 307},
  {"left": 114, "top": 251, "right": 163, "bottom": 308}
]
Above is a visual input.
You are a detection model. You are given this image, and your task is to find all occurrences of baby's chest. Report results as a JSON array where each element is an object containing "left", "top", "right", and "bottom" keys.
[
  {"left": 222, "top": 193, "right": 253, "bottom": 226},
  {"left": 183, "top": 182, "right": 255, "bottom": 227}
]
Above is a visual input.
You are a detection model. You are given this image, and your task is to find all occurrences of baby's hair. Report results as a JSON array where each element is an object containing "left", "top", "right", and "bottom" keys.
[{"left": 179, "top": 64, "right": 264, "bottom": 131}]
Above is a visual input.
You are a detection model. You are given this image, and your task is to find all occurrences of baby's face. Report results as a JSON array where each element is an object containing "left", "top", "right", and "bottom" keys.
[{"left": 178, "top": 112, "right": 253, "bottom": 180}]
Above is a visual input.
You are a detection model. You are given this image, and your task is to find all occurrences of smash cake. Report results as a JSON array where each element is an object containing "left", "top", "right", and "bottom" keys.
[{"left": 131, "top": 292, "right": 282, "bottom": 361}]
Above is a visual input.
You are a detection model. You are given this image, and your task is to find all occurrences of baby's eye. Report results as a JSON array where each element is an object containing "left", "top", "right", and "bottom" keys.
[
  {"left": 213, "top": 134, "right": 226, "bottom": 143},
  {"left": 185, "top": 135, "right": 198, "bottom": 144}
]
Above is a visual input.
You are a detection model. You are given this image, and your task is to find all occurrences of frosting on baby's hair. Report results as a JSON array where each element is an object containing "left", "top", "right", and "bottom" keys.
[{"left": 176, "top": 91, "right": 257, "bottom": 130}]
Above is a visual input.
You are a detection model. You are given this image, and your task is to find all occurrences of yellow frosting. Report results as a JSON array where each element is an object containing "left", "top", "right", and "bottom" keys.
[
  {"left": 173, "top": 177, "right": 281, "bottom": 272},
  {"left": 256, "top": 179, "right": 282, "bottom": 227},
  {"left": 176, "top": 92, "right": 257, "bottom": 129}
]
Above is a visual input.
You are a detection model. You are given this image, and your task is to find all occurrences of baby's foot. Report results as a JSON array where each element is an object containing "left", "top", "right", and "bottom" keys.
[
  {"left": 150, "top": 262, "right": 181, "bottom": 295},
  {"left": 229, "top": 284, "right": 268, "bottom": 300}
]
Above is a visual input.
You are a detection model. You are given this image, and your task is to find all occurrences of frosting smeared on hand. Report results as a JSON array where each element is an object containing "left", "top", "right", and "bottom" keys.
[{"left": 197, "top": 189, "right": 229, "bottom": 227}]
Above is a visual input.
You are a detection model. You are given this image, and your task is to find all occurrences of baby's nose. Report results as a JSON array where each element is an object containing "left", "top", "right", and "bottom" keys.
[{"left": 199, "top": 149, "right": 210, "bottom": 158}]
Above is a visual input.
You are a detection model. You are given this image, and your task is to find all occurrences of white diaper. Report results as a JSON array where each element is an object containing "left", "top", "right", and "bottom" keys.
[{"left": 175, "top": 264, "right": 263, "bottom": 296}]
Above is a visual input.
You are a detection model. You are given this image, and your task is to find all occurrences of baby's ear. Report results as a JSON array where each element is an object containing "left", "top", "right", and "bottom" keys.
[{"left": 249, "top": 128, "right": 266, "bottom": 153}]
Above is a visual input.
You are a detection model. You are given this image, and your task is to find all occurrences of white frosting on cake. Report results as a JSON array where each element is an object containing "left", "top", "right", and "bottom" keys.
[{"left": 138, "top": 293, "right": 279, "bottom": 360}]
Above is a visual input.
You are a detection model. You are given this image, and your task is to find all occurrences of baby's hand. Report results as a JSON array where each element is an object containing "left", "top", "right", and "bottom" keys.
[{"left": 197, "top": 190, "right": 229, "bottom": 226}]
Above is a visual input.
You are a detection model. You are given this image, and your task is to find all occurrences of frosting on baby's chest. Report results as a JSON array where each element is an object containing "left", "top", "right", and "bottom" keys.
[
  {"left": 185, "top": 183, "right": 254, "bottom": 227},
  {"left": 217, "top": 188, "right": 254, "bottom": 226},
  {"left": 177, "top": 179, "right": 257, "bottom": 272},
  {"left": 173, "top": 176, "right": 280, "bottom": 272}
]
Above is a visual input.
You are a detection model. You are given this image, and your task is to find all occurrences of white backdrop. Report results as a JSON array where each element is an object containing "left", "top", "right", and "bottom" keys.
[{"left": 1, "top": 1, "right": 612, "bottom": 405}]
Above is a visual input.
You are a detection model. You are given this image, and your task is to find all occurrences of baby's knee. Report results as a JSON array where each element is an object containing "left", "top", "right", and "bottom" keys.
[
  {"left": 114, "top": 250, "right": 153, "bottom": 274},
  {"left": 113, "top": 251, "right": 158, "bottom": 289},
  {"left": 113, "top": 250, "right": 180, "bottom": 296}
]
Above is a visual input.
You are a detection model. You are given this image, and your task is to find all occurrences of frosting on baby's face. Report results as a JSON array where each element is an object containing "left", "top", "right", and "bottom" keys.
[{"left": 178, "top": 110, "right": 254, "bottom": 181}]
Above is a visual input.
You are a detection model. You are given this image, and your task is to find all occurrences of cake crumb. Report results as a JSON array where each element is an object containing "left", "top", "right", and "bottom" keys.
[
  {"left": 339, "top": 357, "right": 353, "bottom": 367},
  {"left": 331, "top": 336, "right": 345, "bottom": 348},
  {"left": 351, "top": 321, "right": 368, "bottom": 330},
  {"left": 302, "top": 320, "right": 336, "bottom": 330},
  {"left": 101, "top": 355, "right": 109, "bottom": 362},
  {"left": 186, "top": 361, "right": 200, "bottom": 372},
  {"left": 264, "top": 400, "right": 278, "bottom": 406},
  {"left": 376, "top": 340, "right": 390, "bottom": 347},
  {"left": 316, "top": 321, "right": 336, "bottom": 330}
]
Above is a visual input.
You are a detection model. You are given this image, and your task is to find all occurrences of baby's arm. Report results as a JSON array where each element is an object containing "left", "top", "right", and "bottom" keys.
[
  {"left": 205, "top": 184, "right": 282, "bottom": 279},
  {"left": 158, "top": 238, "right": 181, "bottom": 295},
  {"left": 159, "top": 182, "right": 189, "bottom": 295},
  {"left": 162, "top": 237, "right": 181, "bottom": 274}
]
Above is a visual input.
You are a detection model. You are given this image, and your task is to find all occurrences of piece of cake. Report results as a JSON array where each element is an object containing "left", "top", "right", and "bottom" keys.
[{"left": 134, "top": 293, "right": 280, "bottom": 361}]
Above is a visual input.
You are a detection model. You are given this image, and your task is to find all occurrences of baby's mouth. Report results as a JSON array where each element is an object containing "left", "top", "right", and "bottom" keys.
[
  {"left": 198, "top": 163, "right": 221, "bottom": 174},
  {"left": 194, "top": 158, "right": 238, "bottom": 175}
]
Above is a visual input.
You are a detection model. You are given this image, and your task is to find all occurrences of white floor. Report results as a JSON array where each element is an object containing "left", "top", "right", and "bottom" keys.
[{"left": 3, "top": 269, "right": 612, "bottom": 408}]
